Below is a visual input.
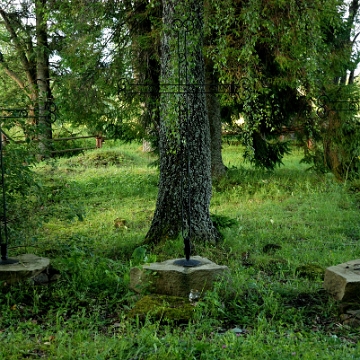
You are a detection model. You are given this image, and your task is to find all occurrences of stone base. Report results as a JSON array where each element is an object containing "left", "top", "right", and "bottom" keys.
[
  {"left": 0, "top": 254, "right": 50, "bottom": 285},
  {"left": 323, "top": 259, "right": 360, "bottom": 301},
  {"left": 130, "top": 256, "right": 229, "bottom": 297}
]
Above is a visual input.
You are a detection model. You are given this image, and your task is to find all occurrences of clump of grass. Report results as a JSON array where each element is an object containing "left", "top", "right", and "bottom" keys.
[{"left": 64, "top": 149, "right": 129, "bottom": 168}]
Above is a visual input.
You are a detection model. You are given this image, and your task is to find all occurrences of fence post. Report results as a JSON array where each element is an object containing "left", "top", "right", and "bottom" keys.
[
  {"left": 96, "top": 135, "right": 104, "bottom": 149},
  {"left": 1, "top": 131, "right": 8, "bottom": 148}
]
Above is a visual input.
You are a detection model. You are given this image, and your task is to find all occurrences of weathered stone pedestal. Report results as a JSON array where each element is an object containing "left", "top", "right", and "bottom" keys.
[
  {"left": 323, "top": 259, "right": 360, "bottom": 301},
  {"left": 130, "top": 256, "right": 229, "bottom": 297},
  {"left": 0, "top": 254, "right": 50, "bottom": 285}
]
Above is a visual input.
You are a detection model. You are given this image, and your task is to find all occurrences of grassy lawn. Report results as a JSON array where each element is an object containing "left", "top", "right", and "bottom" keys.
[{"left": 1, "top": 141, "right": 360, "bottom": 359}]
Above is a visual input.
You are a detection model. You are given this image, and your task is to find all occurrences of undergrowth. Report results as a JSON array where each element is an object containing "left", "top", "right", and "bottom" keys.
[{"left": 1, "top": 142, "right": 360, "bottom": 359}]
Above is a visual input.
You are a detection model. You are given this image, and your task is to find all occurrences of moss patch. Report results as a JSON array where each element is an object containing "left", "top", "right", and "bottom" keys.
[
  {"left": 295, "top": 264, "right": 325, "bottom": 280},
  {"left": 128, "top": 295, "right": 195, "bottom": 323},
  {"left": 253, "top": 255, "right": 288, "bottom": 273}
]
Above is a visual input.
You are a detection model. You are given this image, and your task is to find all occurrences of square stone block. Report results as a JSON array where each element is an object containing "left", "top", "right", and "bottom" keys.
[
  {"left": 130, "top": 256, "right": 229, "bottom": 297},
  {"left": 323, "top": 259, "right": 360, "bottom": 301}
]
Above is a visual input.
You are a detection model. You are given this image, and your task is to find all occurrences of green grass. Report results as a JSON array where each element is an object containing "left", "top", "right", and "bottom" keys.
[{"left": 1, "top": 141, "right": 360, "bottom": 359}]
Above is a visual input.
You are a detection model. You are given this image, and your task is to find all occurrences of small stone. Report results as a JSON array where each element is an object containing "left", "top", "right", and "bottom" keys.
[
  {"left": 33, "top": 265, "right": 60, "bottom": 285},
  {"left": 324, "top": 259, "right": 360, "bottom": 301},
  {"left": 114, "top": 218, "right": 127, "bottom": 229},
  {"left": 33, "top": 272, "right": 49, "bottom": 284},
  {"left": 189, "top": 289, "right": 201, "bottom": 302},
  {"left": 340, "top": 313, "right": 360, "bottom": 328},
  {"left": 230, "top": 327, "right": 246, "bottom": 335},
  {"left": 347, "top": 309, "right": 360, "bottom": 318}
]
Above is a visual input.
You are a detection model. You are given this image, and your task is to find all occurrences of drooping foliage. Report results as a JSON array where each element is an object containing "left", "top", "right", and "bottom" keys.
[
  {"left": 317, "top": 0, "right": 360, "bottom": 180},
  {"left": 205, "top": 0, "right": 360, "bottom": 173}
]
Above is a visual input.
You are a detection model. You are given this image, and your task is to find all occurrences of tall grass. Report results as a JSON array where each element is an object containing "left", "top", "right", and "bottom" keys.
[{"left": 1, "top": 141, "right": 360, "bottom": 359}]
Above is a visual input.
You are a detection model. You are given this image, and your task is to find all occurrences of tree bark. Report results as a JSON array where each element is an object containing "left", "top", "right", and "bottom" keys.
[
  {"left": 205, "top": 60, "right": 227, "bottom": 179},
  {"left": 125, "top": 0, "right": 161, "bottom": 137},
  {"left": 323, "top": 111, "right": 344, "bottom": 180},
  {"left": 145, "top": 0, "right": 220, "bottom": 245},
  {"left": 36, "top": 0, "right": 53, "bottom": 158}
]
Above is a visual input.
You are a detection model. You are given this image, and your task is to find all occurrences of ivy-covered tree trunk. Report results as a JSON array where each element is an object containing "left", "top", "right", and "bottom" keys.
[{"left": 145, "top": 0, "right": 220, "bottom": 245}]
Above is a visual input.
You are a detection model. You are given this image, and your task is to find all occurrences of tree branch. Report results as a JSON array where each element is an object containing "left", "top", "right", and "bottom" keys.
[
  {"left": 0, "top": 63, "right": 30, "bottom": 97},
  {"left": 0, "top": 7, "right": 37, "bottom": 97},
  {"left": 352, "top": 31, "right": 360, "bottom": 45}
]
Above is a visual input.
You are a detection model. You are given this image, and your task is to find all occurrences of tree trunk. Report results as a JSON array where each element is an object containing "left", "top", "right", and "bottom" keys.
[
  {"left": 0, "top": 3, "right": 53, "bottom": 154},
  {"left": 323, "top": 111, "right": 344, "bottom": 180},
  {"left": 145, "top": 0, "right": 220, "bottom": 245},
  {"left": 205, "top": 60, "right": 227, "bottom": 178},
  {"left": 36, "top": 0, "right": 53, "bottom": 158},
  {"left": 125, "top": 0, "right": 161, "bottom": 148}
]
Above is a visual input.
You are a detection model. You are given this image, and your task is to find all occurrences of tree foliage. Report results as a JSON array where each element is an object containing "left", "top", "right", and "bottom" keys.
[
  {"left": 49, "top": 1, "right": 136, "bottom": 139},
  {"left": 205, "top": 0, "right": 360, "bottom": 174}
]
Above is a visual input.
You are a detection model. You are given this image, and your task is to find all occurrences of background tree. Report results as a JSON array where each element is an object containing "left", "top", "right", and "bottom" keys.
[
  {"left": 205, "top": 0, "right": 359, "bottom": 176},
  {"left": 319, "top": 0, "right": 360, "bottom": 180},
  {"left": 49, "top": 0, "right": 145, "bottom": 142},
  {"left": 124, "top": 0, "right": 162, "bottom": 151},
  {"left": 0, "top": 0, "right": 53, "bottom": 156},
  {"left": 35, "top": 0, "right": 53, "bottom": 156},
  {"left": 205, "top": 59, "right": 228, "bottom": 178}
]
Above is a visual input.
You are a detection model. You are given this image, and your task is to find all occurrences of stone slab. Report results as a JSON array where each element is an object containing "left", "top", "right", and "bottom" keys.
[
  {"left": 130, "top": 256, "right": 229, "bottom": 297},
  {"left": 323, "top": 259, "right": 360, "bottom": 301},
  {"left": 0, "top": 254, "right": 50, "bottom": 284}
]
